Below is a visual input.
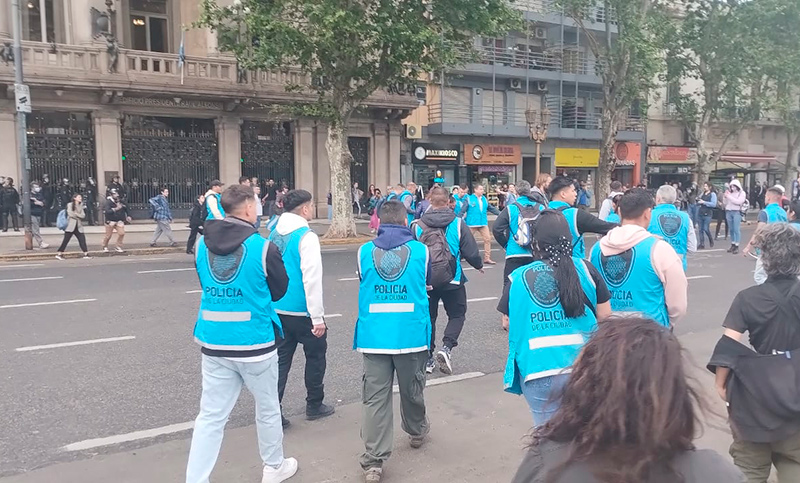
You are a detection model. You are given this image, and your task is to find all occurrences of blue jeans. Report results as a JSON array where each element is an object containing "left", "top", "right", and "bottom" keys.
[
  {"left": 698, "top": 213, "right": 713, "bottom": 247},
  {"left": 327, "top": 205, "right": 332, "bottom": 220},
  {"left": 726, "top": 210, "right": 742, "bottom": 244},
  {"left": 186, "top": 354, "right": 284, "bottom": 483},
  {"left": 688, "top": 204, "right": 699, "bottom": 227},
  {"left": 520, "top": 373, "right": 571, "bottom": 426}
]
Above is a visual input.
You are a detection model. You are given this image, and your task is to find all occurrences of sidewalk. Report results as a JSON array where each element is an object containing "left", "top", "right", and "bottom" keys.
[{"left": 0, "top": 370, "right": 736, "bottom": 483}]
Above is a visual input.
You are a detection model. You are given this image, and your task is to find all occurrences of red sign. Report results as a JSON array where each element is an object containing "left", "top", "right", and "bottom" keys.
[
  {"left": 647, "top": 146, "right": 698, "bottom": 164},
  {"left": 614, "top": 142, "right": 641, "bottom": 166}
]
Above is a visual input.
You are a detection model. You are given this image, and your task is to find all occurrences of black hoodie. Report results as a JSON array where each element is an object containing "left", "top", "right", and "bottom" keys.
[
  {"left": 416, "top": 208, "right": 483, "bottom": 289},
  {"left": 199, "top": 217, "right": 289, "bottom": 358}
]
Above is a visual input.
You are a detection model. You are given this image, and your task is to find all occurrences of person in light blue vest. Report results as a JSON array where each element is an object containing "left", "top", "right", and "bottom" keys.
[
  {"left": 203, "top": 180, "right": 225, "bottom": 221},
  {"left": 603, "top": 193, "right": 623, "bottom": 224},
  {"left": 491, "top": 180, "right": 546, "bottom": 291},
  {"left": 746, "top": 186, "right": 790, "bottom": 284},
  {"left": 187, "top": 184, "right": 298, "bottom": 483},
  {"left": 498, "top": 210, "right": 611, "bottom": 426},
  {"left": 547, "top": 176, "right": 616, "bottom": 259},
  {"left": 355, "top": 200, "right": 432, "bottom": 482},
  {"left": 591, "top": 188, "right": 688, "bottom": 329},
  {"left": 452, "top": 185, "right": 468, "bottom": 218},
  {"left": 385, "top": 183, "right": 416, "bottom": 225},
  {"left": 268, "top": 189, "right": 335, "bottom": 427},
  {"left": 461, "top": 184, "right": 500, "bottom": 264},
  {"left": 648, "top": 185, "right": 697, "bottom": 271}
]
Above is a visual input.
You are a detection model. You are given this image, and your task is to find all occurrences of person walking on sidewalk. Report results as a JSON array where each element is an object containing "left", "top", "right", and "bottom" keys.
[
  {"left": 203, "top": 180, "right": 225, "bottom": 221},
  {"left": 591, "top": 189, "right": 688, "bottom": 328},
  {"left": 102, "top": 190, "right": 131, "bottom": 253},
  {"left": 186, "top": 184, "right": 297, "bottom": 483},
  {"left": 412, "top": 187, "right": 483, "bottom": 375},
  {"left": 548, "top": 176, "right": 616, "bottom": 259},
  {"left": 29, "top": 182, "right": 49, "bottom": 249},
  {"left": 355, "top": 200, "right": 432, "bottom": 483},
  {"left": 55, "top": 193, "right": 91, "bottom": 260},
  {"left": 186, "top": 193, "right": 205, "bottom": 255},
  {"left": 696, "top": 182, "right": 717, "bottom": 249},
  {"left": 149, "top": 187, "right": 176, "bottom": 247},
  {"left": 723, "top": 179, "right": 747, "bottom": 254},
  {"left": 1, "top": 177, "right": 20, "bottom": 232},
  {"left": 513, "top": 316, "right": 746, "bottom": 483},
  {"left": 498, "top": 210, "right": 611, "bottom": 426},
  {"left": 648, "top": 185, "right": 696, "bottom": 270},
  {"left": 268, "top": 190, "right": 334, "bottom": 428},
  {"left": 709, "top": 223, "right": 800, "bottom": 483},
  {"left": 461, "top": 184, "right": 500, "bottom": 264}
]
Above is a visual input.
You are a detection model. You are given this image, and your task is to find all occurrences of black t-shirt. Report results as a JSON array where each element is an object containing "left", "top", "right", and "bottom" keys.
[
  {"left": 497, "top": 259, "right": 611, "bottom": 315},
  {"left": 723, "top": 277, "right": 800, "bottom": 354}
]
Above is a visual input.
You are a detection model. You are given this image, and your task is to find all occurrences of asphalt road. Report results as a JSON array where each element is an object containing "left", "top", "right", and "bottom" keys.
[{"left": 0, "top": 228, "right": 759, "bottom": 477}]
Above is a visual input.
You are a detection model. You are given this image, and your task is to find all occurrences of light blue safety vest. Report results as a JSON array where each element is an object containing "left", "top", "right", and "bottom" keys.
[
  {"left": 549, "top": 200, "right": 584, "bottom": 258},
  {"left": 354, "top": 240, "right": 431, "bottom": 353},
  {"left": 205, "top": 193, "right": 225, "bottom": 220},
  {"left": 605, "top": 212, "right": 621, "bottom": 224},
  {"left": 268, "top": 225, "right": 312, "bottom": 316},
  {"left": 505, "top": 198, "right": 545, "bottom": 259},
  {"left": 503, "top": 258, "right": 598, "bottom": 395},
  {"left": 648, "top": 204, "right": 691, "bottom": 271},
  {"left": 454, "top": 194, "right": 467, "bottom": 218},
  {"left": 464, "top": 194, "right": 490, "bottom": 227},
  {"left": 590, "top": 236, "right": 670, "bottom": 327},
  {"left": 387, "top": 191, "right": 416, "bottom": 225},
  {"left": 764, "top": 203, "right": 788, "bottom": 223},
  {"left": 194, "top": 233, "right": 282, "bottom": 351},
  {"left": 413, "top": 216, "right": 464, "bottom": 286}
]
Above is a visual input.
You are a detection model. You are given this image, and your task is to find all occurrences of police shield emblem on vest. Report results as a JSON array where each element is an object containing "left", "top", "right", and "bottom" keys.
[
  {"left": 271, "top": 232, "right": 290, "bottom": 254},
  {"left": 523, "top": 266, "right": 560, "bottom": 309},
  {"left": 658, "top": 213, "right": 682, "bottom": 237},
  {"left": 208, "top": 246, "right": 246, "bottom": 283},
  {"left": 372, "top": 245, "right": 411, "bottom": 282},
  {"left": 600, "top": 250, "right": 635, "bottom": 288}
]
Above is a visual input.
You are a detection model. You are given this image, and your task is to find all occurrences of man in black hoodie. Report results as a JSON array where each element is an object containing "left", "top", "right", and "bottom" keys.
[{"left": 413, "top": 187, "right": 483, "bottom": 375}]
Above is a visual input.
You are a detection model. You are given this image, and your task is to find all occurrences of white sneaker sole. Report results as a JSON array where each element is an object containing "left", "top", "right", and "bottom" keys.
[
  {"left": 436, "top": 351, "right": 453, "bottom": 375},
  {"left": 262, "top": 458, "right": 298, "bottom": 483}
]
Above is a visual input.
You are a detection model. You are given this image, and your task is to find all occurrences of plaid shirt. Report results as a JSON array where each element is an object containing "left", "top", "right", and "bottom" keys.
[{"left": 150, "top": 194, "right": 172, "bottom": 221}]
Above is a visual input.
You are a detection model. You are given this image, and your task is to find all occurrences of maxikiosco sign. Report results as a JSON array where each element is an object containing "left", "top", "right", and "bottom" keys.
[{"left": 411, "top": 143, "right": 461, "bottom": 164}]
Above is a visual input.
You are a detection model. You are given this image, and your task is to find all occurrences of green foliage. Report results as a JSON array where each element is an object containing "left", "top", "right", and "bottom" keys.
[{"left": 198, "top": 0, "right": 519, "bottom": 125}]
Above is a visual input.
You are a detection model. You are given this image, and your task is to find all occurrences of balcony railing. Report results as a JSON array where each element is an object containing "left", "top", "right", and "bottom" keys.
[
  {"left": 513, "top": 0, "right": 559, "bottom": 14},
  {"left": 465, "top": 45, "right": 598, "bottom": 76}
]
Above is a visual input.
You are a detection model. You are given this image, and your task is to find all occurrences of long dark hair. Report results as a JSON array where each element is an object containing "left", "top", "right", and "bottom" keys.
[
  {"left": 533, "top": 317, "right": 702, "bottom": 483},
  {"left": 531, "top": 211, "right": 585, "bottom": 318},
  {"left": 71, "top": 193, "right": 82, "bottom": 212}
]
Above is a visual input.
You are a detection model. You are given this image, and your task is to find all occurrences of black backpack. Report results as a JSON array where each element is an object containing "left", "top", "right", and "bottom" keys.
[{"left": 415, "top": 220, "right": 457, "bottom": 287}]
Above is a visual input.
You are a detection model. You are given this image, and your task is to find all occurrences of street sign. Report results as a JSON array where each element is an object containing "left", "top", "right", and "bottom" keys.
[{"left": 15, "top": 84, "right": 31, "bottom": 113}]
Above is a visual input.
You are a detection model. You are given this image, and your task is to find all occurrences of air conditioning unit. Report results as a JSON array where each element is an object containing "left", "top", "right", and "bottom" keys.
[
  {"left": 535, "top": 28, "right": 547, "bottom": 39},
  {"left": 508, "top": 78, "right": 523, "bottom": 90},
  {"left": 535, "top": 81, "right": 549, "bottom": 93},
  {"left": 428, "top": 72, "right": 442, "bottom": 84},
  {"left": 405, "top": 123, "right": 422, "bottom": 139}
]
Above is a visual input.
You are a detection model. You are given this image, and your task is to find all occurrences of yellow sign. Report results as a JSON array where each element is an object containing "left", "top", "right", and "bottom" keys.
[{"left": 555, "top": 148, "right": 600, "bottom": 168}]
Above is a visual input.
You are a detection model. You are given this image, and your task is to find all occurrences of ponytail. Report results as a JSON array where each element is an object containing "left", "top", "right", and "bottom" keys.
[{"left": 540, "top": 236, "right": 586, "bottom": 319}]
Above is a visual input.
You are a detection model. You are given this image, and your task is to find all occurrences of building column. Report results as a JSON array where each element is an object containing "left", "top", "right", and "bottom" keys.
[
  {"left": 388, "top": 122, "right": 402, "bottom": 188},
  {"left": 215, "top": 116, "right": 241, "bottom": 187},
  {"left": 372, "top": 121, "right": 388, "bottom": 189},
  {"left": 294, "top": 118, "right": 315, "bottom": 193},
  {"left": 69, "top": 0, "right": 95, "bottom": 44},
  {"left": 0, "top": 110, "right": 20, "bottom": 182},
  {"left": 314, "top": 123, "right": 331, "bottom": 217},
  {"left": 1, "top": 0, "right": 10, "bottom": 39},
  {"left": 92, "top": 110, "right": 122, "bottom": 198}
]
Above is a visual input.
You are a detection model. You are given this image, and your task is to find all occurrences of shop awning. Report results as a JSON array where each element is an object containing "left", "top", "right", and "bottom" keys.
[{"left": 719, "top": 152, "right": 778, "bottom": 164}]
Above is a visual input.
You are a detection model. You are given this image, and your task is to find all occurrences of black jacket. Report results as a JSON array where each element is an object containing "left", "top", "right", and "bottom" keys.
[
  {"left": 189, "top": 200, "right": 204, "bottom": 229},
  {"left": 103, "top": 198, "right": 129, "bottom": 223},
  {"left": 30, "top": 191, "right": 45, "bottom": 217},
  {"left": 574, "top": 206, "right": 617, "bottom": 235},
  {"left": 199, "top": 217, "right": 289, "bottom": 358},
  {"left": 1, "top": 186, "right": 19, "bottom": 207},
  {"left": 415, "top": 208, "right": 482, "bottom": 289},
  {"left": 708, "top": 335, "right": 800, "bottom": 444}
]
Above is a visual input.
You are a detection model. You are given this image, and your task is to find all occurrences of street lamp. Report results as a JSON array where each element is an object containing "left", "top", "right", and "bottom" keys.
[{"left": 526, "top": 107, "right": 551, "bottom": 178}]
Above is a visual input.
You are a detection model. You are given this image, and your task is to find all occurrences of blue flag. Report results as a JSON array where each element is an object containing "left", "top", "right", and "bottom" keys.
[{"left": 178, "top": 30, "right": 185, "bottom": 68}]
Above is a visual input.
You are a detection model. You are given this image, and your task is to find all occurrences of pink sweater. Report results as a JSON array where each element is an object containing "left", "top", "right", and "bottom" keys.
[{"left": 723, "top": 180, "right": 747, "bottom": 211}]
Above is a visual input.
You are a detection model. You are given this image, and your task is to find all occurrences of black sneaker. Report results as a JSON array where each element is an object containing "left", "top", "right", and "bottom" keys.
[
  {"left": 731, "top": 245, "right": 739, "bottom": 255},
  {"left": 425, "top": 357, "right": 436, "bottom": 374},
  {"left": 282, "top": 415, "right": 291, "bottom": 429},
  {"left": 306, "top": 402, "right": 335, "bottom": 421},
  {"left": 436, "top": 347, "right": 453, "bottom": 375}
]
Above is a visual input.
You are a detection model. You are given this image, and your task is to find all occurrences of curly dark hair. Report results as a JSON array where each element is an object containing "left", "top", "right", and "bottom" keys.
[{"left": 532, "top": 317, "right": 703, "bottom": 483}]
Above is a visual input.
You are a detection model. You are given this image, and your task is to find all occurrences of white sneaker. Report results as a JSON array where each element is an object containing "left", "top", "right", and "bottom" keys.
[
  {"left": 55, "top": 254, "right": 64, "bottom": 260},
  {"left": 102, "top": 246, "right": 109, "bottom": 253},
  {"left": 115, "top": 246, "right": 125, "bottom": 253},
  {"left": 40, "top": 243, "right": 50, "bottom": 249},
  {"left": 83, "top": 254, "right": 92, "bottom": 259},
  {"left": 262, "top": 457, "right": 298, "bottom": 483}
]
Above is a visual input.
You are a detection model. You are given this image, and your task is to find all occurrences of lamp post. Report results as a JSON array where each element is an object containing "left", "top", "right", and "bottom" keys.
[{"left": 526, "top": 107, "right": 551, "bottom": 178}]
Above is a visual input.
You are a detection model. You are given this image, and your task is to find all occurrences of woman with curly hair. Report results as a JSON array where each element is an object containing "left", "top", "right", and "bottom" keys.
[
  {"left": 497, "top": 210, "right": 611, "bottom": 425},
  {"left": 513, "top": 316, "right": 745, "bottom": 483}
]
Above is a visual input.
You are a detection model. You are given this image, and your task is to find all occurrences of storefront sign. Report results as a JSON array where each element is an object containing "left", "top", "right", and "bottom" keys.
[
  {"left": 477, "top": 165, "right": 515, "bottom": 173},
  {"left": 614, "top": 142, "right": 641, "bottom": 167},
  {"left": 646, "top": 146, "right": 698, "bottom": 164},
  {"left": 555, "top": 148, "right": 600, "bottom": 168},
  {"left": 412, "top": 143, "right": 461, "bottom": 163},
  {"left": 465, "top": 144, "right": 521, "bottom": 165}
]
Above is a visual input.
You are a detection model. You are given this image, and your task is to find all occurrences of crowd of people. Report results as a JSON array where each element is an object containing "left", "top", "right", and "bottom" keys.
[{"left": 183, "top": 168, "right": 800, "bottom": 483}]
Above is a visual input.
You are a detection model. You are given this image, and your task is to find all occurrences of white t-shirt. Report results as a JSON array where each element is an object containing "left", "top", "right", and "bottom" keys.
[{"left": 255, "top": 194, "right": 263, "bottom": 216}]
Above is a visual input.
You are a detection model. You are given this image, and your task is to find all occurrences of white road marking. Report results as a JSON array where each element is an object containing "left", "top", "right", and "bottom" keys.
[
  {"left": 321, "top": 248, "right": 349, "bottom": 253},
  {"left": 0, "top": 263, "right": 45, "bottom": 269},
  {"left": 439, "top": 296, "right": 497, "bottom": 305},
  {"left": 337, "top": 277, "right": 359, "bottom": 281},
  {"left": 61, "top": 421, "right": 195, "bottom": 452},
  {"left": 16, "top": 336, "right": 136, "bottom": 352},
  {"left": 698, "top": 248, "right": 726, "bottom": 253},
  {"left": 137, "top": 268, "right": 194, "bottom": 274},
  {"left": 326, "top": 314, "right": 343, "bottom": 318},
  {"left": 687, "top": 275, "right": 713, "bottom": 280},
  {"left": 463, "top": 266, "right": 493, "bottom": 271},
  {"left": 185, "top": 289, "right": 202, "bottom": 294},
  {"left": 0, "top": 298, "right": 96, "bottom": 309},
  {"left": 0, "top": 276, "right": 63, "bottom": 283},
  {"left": 122, "top": 257, "right": 172, "bottom": 262},
  {"left": 393, "top": 371, "right": 485, "bottom": 393}
]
